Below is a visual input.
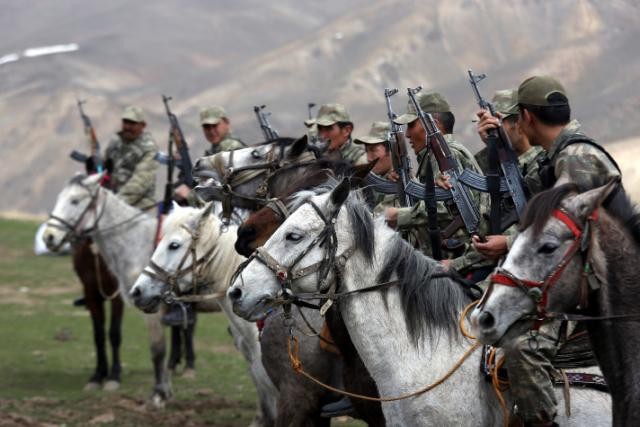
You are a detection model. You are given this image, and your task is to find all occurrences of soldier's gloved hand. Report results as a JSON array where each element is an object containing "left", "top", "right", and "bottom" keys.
[
  {"left": 476, "top": 110, "right": 501, "bottom": 144},
  {"left": 435, "top": 172, "right": 452, "bottom": 190},
  {"left": 174, "top": 184, "right": 191, "bottom": 201},
  {"left": 471, "top": 234, "right": 508, "bottom": 260}
]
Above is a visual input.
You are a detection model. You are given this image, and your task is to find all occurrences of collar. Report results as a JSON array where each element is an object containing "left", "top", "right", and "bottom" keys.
[{"left": 547, "top": 119, "right": 581, "bottom": 159}]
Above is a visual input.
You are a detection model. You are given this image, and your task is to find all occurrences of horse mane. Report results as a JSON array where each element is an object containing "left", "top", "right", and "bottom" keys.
[
  {"left": 376, "top": 233, "right": 470, "bottom": 345},
  {"left": 520, "top": 183, "right": 640, "bottom": 247},
  {"left": 519, "top": 183, "right": 579, "bottom": 235}
]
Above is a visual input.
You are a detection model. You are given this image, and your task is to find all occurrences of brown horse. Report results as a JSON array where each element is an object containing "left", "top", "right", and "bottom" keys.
[
  {"left": 72, "top": 239, "right": 123, "bottom": 390},
  {"left": 235, "top": 177, "right": 385, "bottom": 427}
]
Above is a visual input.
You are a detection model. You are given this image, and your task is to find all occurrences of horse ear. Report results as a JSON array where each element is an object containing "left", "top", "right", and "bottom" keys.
[
  {"left": 349, "top": 159, "right": 377, "bottom": 188},
  {"left": 330, "top": 177, "right": 351, "bottom": 209},
  {"left": 571, "top": 177, "right": 621, "bottom": 220},
  {"left": 288, "top": 135, "right": 308, "bottom": 159},
  {"left": 82, "top": 172, "right": 103, "bottom": 188},
  {"left": 171, "top": 200, "right": 182, "bottom": 212}
]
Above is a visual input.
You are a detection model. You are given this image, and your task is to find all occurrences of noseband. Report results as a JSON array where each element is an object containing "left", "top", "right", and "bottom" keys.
[
  {"left": 488, "top": 208, "right": 599, "bottom": 330},
  {"left": 232, "top": 199, "right": 354, "bottom": 316}
]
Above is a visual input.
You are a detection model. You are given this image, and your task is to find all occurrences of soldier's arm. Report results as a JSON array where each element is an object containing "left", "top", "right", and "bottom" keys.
[
  {"left": 554, "top": 144, "right": 620, "bottom": 191},
  {"left": 117, "top": 147, "right": 158, "bottom": 206}
]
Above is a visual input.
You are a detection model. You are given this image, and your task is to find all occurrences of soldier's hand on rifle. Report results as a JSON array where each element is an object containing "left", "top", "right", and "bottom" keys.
[
  {"left": 384, "top": 207, "right": 398, "bottom": 229},
  {"left": 476, "top": 110, "right": 502, "bottom": 144},
  {"left": 439, "top": 259, "right": 451, "bottom": 271},
  {"left": 174, "top": 184, "right": 191, "bottom": 201},
  {"left": 435, "top": 172, "right": 452, "bottom": 190},
  {"left": 471, "top": 234, "right": 508, "bottom": 260},
  {"left": 388, "top": 170, "right": 400, "bottom": 182}
]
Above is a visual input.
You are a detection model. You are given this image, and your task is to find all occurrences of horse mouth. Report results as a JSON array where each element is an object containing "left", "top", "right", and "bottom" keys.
[
  {"left": 134, "top": 297, "right": 162, "bottom": 314},
  {"left": 489, "top": 317, "right": 533, "bottom": 347},
  {"left": 235, "top": 296, "right": 278, "bottom": 321}
]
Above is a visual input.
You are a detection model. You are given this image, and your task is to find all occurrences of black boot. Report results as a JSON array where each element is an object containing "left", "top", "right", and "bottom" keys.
[
  {"left": 162, "top": 302, "right": 195, "bottom": 327},
  {"left": 320, "top": 396, "right": 355, "bottom": 418}
]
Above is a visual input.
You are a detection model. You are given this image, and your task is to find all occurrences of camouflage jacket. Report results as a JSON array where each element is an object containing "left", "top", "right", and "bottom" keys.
[
  {"left": 545, "top": 120, "right": 620, "bottom": 191},
  {"left": 474, "top": 146, "right": 490, "bottom": 174},
  {"left": 204, "top": 134, "right": 245, "bottom": 156},
  {"left": 396, "top": 134, "right": 491, "bottom": 272},
  {"left": 338, "top": 139, "right": 368, "bottom": 166},
  {"left": 104, "top": 131, "right": 158, "bottom": 210}
]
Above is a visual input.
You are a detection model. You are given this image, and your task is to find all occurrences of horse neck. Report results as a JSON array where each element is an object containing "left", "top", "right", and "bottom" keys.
[
  {"left": 90, "top": 189, "right": 156, "bottom": 286},
  {"left": 337, "top": 225, "right": 496, "bottom": 422}
]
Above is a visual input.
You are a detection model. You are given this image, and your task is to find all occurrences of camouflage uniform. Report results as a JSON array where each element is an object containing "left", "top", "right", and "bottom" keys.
[
  {"left": 200, "top": 105, "right": 245, "bottom": 156},
  {"left": 393, "top": 92, "right": 490, "bottom": 272},
  {"left": 203, "top": 134, "right": 244, "bottom": 156},
  {"left": 104, "top": 106, "right": 158, "bottom": 210},
  {"left": 312, "top": 103, "right": 367, "bottom": 166},
  {"left": 505, "top": 76, "right": 620, "bottom": 424}
]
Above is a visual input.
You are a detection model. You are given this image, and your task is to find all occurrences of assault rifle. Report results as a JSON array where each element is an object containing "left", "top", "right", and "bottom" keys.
[
  {"left": 383, "top": 88, "right": 412, "bottom": 207},
  {"left": 467, "top": 70, "right": 527, "bottom": 232},
  {"left": 307, "top": 102, "right": 316, "bottom": 121},
  {"left": 70, "top": 99, "right": 104, "bottom": 173},
  {"left": 407, "top": 86, "right": 482, "bottom": 236},
  {"left": 254, "top": 105, "right": 279, "bottom": 141},
  {"left": 162, "top": 95, "right": 194, "bottom": 189}
]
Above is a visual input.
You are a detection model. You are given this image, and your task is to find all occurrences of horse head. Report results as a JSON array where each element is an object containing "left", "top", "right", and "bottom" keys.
[
  {"left": 130, "top": 202, "right": 218, "bottom": 313},
  {"left": 471, "top": 179, "right": 620, "bottom": 347},
  {"left": 43, "top": 173, "right": 104, "bottom": 251},
  {"left": 227, "top": 178, "right": 354, "bottom": 321}
]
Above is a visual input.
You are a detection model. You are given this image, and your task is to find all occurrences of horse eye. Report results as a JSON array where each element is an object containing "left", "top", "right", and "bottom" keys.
[
  {"left": 286, "top": 232, "right": 303, "bottom": 242},
  {"left": 70, "top": 199, "right": 80, "bottom": 205},
  {"left": 537, "top": 243, "right": 558, "bottom": 255},
  {"left": 251, "top": 150, "right": 262, "bottom": 159},
  {"left": 168, "top": 242, "right": 181, "bottom": 250}
]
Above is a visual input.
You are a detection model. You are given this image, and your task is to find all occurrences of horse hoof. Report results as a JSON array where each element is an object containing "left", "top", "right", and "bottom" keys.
[
  {"left": 181, "top": 368, "right": 196, "bottom": 380},
  {"left": 150, "top": 394, "right": 166, "bottom": 410},
  {"left": 83, "top": 381, "right": 101, "bottom": 392},
  {"left": 103, "top": 380, "right": 120, "bottom": 391}
]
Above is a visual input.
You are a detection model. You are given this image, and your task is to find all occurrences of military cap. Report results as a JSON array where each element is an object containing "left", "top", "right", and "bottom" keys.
[
  {"left": 121, "top": 105, "right": 145, "bottom": 123},
  {"left": 354, "top": 121, "right": 390, "bottom": 145},
  {"left": 200, "top": 106, "right": 228, "bottom": 125},
  {"left": 492, "top": 89, "right": 519, "bottom": 118},
  {"left": 394, "top": 92, "right": 451, "bottom": 125},
  {"left": 517, "top": 76, "right": 569, "bottom": 107},
  {"left": 306, "top": 103, "right": 352, "bottom": 127}
]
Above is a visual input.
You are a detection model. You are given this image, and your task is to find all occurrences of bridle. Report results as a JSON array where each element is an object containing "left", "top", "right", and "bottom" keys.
[
  {"left": 487, "top": 208, "right": 600, "bottom": 330},
  {"left": 232, "top": 198, "right": 355, "bottom": 316},
  {"left": 197, "top": 141, "right": 317, "bottom": 225},
  {"left": 141, "top": 210, "right": 220, "bottom": 305},
  {"left": 47, "top": 183, "right": 105, "bottom": 249}
]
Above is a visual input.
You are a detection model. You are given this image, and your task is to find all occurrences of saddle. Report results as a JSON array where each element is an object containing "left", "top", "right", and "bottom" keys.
[{"left": 482, "top": 324, "right": 608, "bottom": 392}]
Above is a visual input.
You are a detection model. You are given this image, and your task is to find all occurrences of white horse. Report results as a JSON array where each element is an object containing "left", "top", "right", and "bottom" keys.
[
  {"left": 130, "top": 202, "right": 278, "bottom": 427},
  {"left": 227, "top": 178, "right": 611, "bottom": 426},
  {"left": 43, "top": 173, "right": 170, "bottom": 406}
]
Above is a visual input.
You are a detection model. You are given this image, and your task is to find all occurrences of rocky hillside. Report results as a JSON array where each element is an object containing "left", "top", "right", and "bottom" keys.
[{"left": 1, "top": 0, "right": 638, "bottom": 213}]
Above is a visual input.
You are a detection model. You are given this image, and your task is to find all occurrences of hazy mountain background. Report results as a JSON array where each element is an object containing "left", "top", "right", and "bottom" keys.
[{"left": 1, "top": 0, "right": 639, "bottom": 215}]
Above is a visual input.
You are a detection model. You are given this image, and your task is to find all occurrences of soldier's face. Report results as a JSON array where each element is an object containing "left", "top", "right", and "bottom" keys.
[
  {"left": 405, "top": 119, "right": 426, "bottom": 153},
  {"left": 121, "top": 120, "right": 145, "bottom": 142},
  {"left": 365, "top": 143, "right": 392, "bottom": 175},
  {"left": 203, "top": 119, "right": 230, "bottom": 145},
  {"left": 317, "top": 123, "right": 351, "bottom": 152}
]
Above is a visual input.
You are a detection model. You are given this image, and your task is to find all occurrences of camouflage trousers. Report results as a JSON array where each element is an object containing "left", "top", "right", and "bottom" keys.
[{"left": 504, "top": 319, "right": 574, "bottom": 424}]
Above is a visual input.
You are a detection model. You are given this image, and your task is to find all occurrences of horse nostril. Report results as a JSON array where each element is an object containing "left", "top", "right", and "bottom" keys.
[
  {"left": 130, "top": 287, "right": 141, "bottom": 299},
  {"left": 193, "top": 158, "right": 202, "bottom": 171},
  {"left": 228, "top": 287, "right": 242, "bottom": 302},
  {"left": 478, "top": 312, "right": 495, "bottom": 330},
  {"left": 46, "top": 233, "right": 54, "bottom": 243}
]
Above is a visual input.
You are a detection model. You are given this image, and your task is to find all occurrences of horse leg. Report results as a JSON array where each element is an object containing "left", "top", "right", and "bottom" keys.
[
  {"left": 168, "top": 326, "right": 182, "bottom": 372},
  {"left": 85, "top": 297, "right": 108, "bottom": 390},
  {"left": 183, "top": 313, "right": 196, "bottom": 377},
  {"left": 104, "top": 294, "right": 124, "bottom": 391},
  {"left": 145, "top": 310, "right": 171, "bottom": 408}
]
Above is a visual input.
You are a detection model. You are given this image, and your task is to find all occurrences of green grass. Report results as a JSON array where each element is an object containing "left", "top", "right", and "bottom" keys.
[{"left": 0, "top": 218, "right": 364, "bottom": 426}]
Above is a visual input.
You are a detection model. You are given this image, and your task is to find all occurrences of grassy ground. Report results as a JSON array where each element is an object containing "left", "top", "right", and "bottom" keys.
[{"left": 0, "top": 218, "right": 363, "bottom": 426}]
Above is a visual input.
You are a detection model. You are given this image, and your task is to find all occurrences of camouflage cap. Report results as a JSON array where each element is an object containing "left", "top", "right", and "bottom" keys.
[
  {"left": 309, "top": 103, "right": 352, "bottom": 126},
  {"left": 517, "top": 76, "right": 569, "bottom": 107},
  {"left": 121, "top": 105, "right": 145, "bottom": 123},
  {"left": 354, "top": 121, "right": 390, "bottom": 145},
  {"left": 492, "top": 89, "right": 519, "bottom": 118},
  {"left": 200, "top": 106, "right": 228, "bottom": 125},
  {"left": 394, "top": 92, "right": 451, "bottom": 125}
]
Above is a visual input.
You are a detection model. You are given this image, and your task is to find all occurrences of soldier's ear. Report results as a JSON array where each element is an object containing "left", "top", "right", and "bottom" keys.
[{"left": 288, "top": 135, "right": 308, "bottom": 159}]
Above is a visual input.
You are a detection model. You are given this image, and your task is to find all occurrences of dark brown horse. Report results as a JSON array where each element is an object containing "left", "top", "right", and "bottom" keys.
[{"left": 72, "top": 240, "right": 123, "bottom": 390}]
